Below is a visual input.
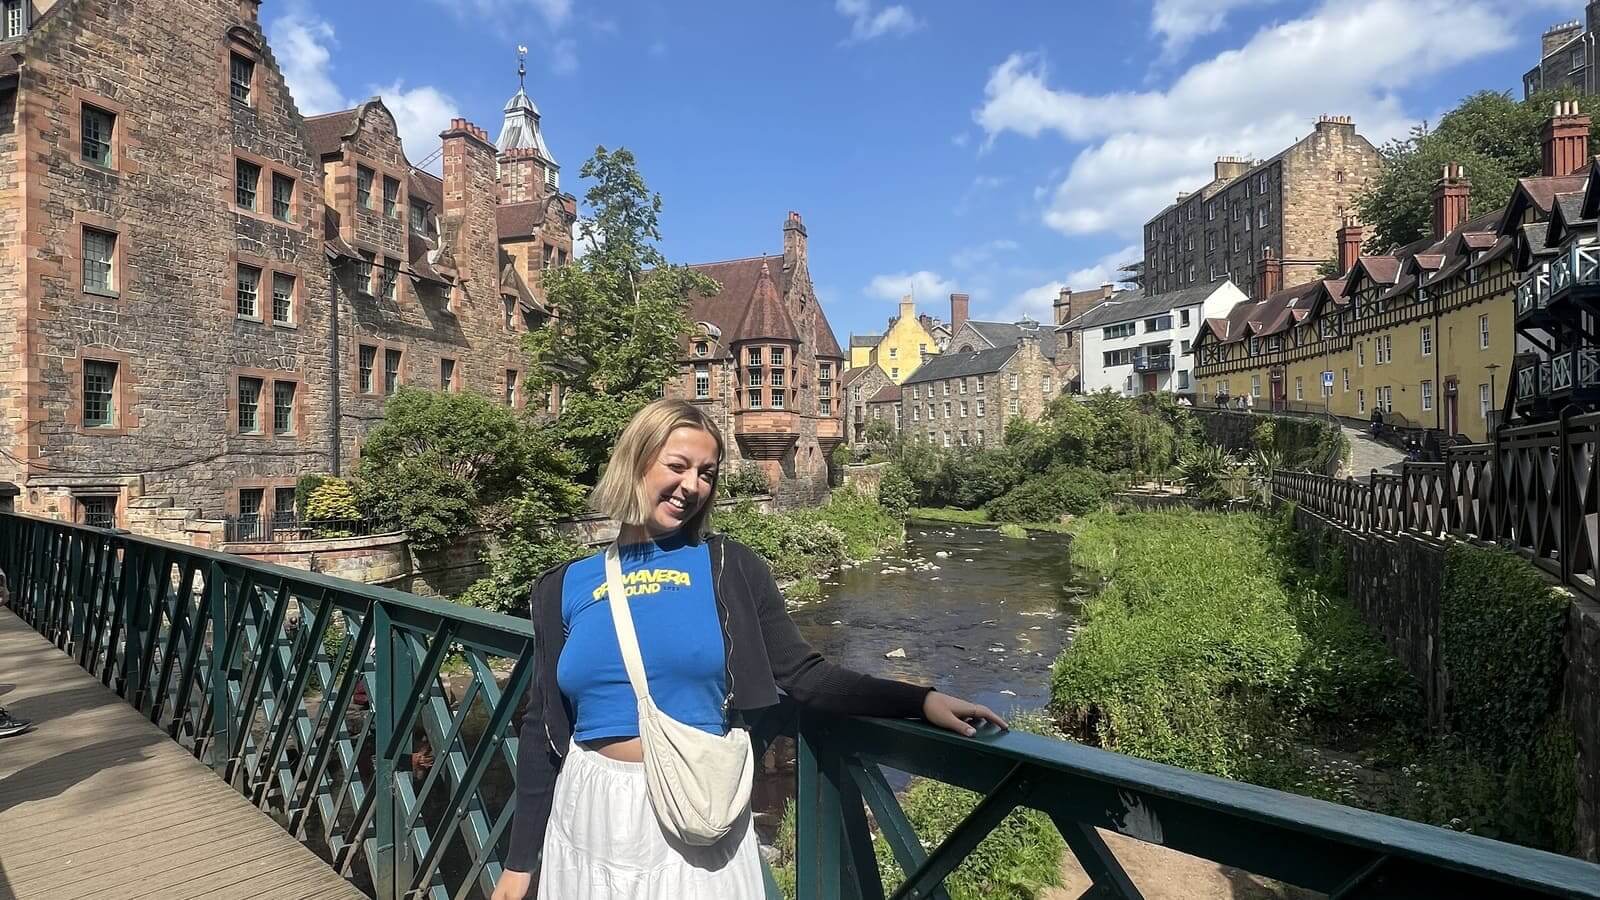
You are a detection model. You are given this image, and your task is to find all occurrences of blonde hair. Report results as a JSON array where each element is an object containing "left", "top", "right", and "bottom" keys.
[{"left": 590, "top": 399, "right": 725, "bottom": 538}]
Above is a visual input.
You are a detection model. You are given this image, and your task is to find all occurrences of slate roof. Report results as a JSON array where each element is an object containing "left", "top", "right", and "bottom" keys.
[
  {"left": 1062, "top": 283, "right": 1217, "bottom": 330},
  {"left": 1519, "top": 175, "right": 1588, "bottom": 214},
  {"left": 902, "top": 346, "right": 1018, "bottom": 385},
  {"left": 497, "top": 202, "right": 547, "bottom": 241},
  {"left": 842, "top": 366, "right": 873, "bottom": 388},
  {"left": 1208, "top": 279, "right": 1324, "bottom": 344},
  {"left": 867, "top": 384, "right": 903, "bottom": 404},
  {"left": 306, "top": 108, "right": 360, "bottom": 158},
  {"left": 682, "top": 254, "right": 845, "bottom": 361},
  {"left": 409, "top": 168, "right": 443, "bottom": 210},
  {"left": 734, "top": 262, "right": 801, "bottom": 342},
  {"left": 850, "top": 334, "right": 882, "bottom": 349},
  {"left": 959, "top": 321, "right": 1062, "bottom": 360}
]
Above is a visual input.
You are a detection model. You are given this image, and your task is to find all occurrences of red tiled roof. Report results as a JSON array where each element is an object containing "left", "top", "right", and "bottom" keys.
[
  {"left": 1463, "top": 232, "right": 1498, "bottom": 250},
  {"left": 497, "top": 202, "right": 547, "bottom": 240},
  {"left": 687, "top": 255, "right": 786, "bottom": 346},
  {"left": 1518, "top": 175, "right": 1587, "bottom": 216},
  {"left": 734, "top": 262, "right": 801, "bottom": 342},
  {"left": 305, "top": 108, "right": 360, "bottom": 158}
]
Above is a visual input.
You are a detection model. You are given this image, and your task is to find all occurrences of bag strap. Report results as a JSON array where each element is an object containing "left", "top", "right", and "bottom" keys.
[{"left": 603, "top": 542, "right": 652, "bottom": 703}]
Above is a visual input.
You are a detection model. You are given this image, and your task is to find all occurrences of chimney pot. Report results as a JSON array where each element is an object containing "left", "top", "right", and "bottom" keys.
[{"left": 1543, "top": 101, "right": 1591, "bottom": 177}]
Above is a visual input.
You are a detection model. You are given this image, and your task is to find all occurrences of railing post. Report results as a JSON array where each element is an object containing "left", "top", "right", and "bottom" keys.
[
  {"left": 1368, "top": 469, "right": 1378, "bottom": 531},
  {"left": 795, "top": 708, "right": 843, "bottom": 900},
  {"left": 206, "top": 561, "right": 233, "bottom": 770},
  {"left": 1558, "top": 409, "right": 1574, "bottom": 585},
  {"left": 371, "top": 600, "right": 414, "bottom": 900}
]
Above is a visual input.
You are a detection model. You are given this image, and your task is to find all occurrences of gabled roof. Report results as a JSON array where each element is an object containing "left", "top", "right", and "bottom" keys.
[
  {"left": 902, "top": 346, "right": 1018, "bottom": 385},
  {"left": 959, "top": 321, "right": 1061, "bottom": 361},
  {"left": 1211, "top": 279, "right": 1324, "bottom": 343},
  {"left": 733, "top": 262, "right": 801, "bottom": 343},
  {"left": 1062, "top": 283, "right": 1219, "bottom": 330},
  {"left": 1501, "top": 175, "right": 1589, "bottom": 236},
  {"left": 867, "top": 383, "right": 903, "bottom": 404},
  {"left": 497, "top": 202, "right": 548, "bottom": 241},
  {"left": 501, "top": 263, "right": 548, "bottom": 315},
  {"left": 849, "top": 333, "right": 882, "bottom": 349},
  {"left": 408, "top": 168, "right": 443, "bottom": 209},
  {"left": 842, "top": 365, "right": 875, "bottom": 388}
]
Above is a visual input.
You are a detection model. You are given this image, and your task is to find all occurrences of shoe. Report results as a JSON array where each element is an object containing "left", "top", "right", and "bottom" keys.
[{"left": 0, "top": 708, "right": 32, "bottom": 739}]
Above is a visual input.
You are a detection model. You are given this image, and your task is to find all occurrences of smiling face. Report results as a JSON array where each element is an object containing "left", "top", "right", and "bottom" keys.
[{"left": 641, "top": 426, "right": 720, "bottom": 537}]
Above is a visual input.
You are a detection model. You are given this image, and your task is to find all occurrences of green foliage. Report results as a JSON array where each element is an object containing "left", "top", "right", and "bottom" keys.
[
  {"left": 521, "top": 146, "right": 714, "bottom": 482},
  {"left": 1085, "top": 390, "right": 1177, "bottom": 475},
  {"left": 354, "top": 389, "right": 580, "bottom": 552},
  {"left": 862, "top": 418, "right": 895, "bottom": 452},
  {"left": 304, "top": 478, "right": 361, "bottom": 521},
  {"left": 1439, "top": 544, "right": 1568, "bottom": 758},
  {"left": 829, "top": 443, "right": 853, "bottom": 471},
  {"left": 294, "top": 474, "right": 336, "bottom": 518},
  {"left": 1356, "top": 89, "right": 1597, "bottom": 250},
  {"left": 716, "top": 488, "right": 900, "bottom": 582},
  {"left": 986, "top": 466, "right": 1110, "bottom": 524},
  {"left": 998, "top": 523, "right": 1028, "bottom": 540},
  {"left": 1250, "top": 415, "right": 1347, "bottom": 473},
  {"left": 1175, "top": 444, "right": 1239, "bottom": 504},
  {"left": 720, "top": 468, "right": 771, "bottom": 499},
  {"left": 944, "top": 449, "right": 1026, "bottom": 510},
  {"left": 456, "top": 504, "right": 587, "bottom": 615},
  {"left": 877, "top": 465, "right": 916, "bottom": 520}
]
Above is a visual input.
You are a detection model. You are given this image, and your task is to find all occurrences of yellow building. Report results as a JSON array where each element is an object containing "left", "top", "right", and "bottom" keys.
[{"left": 862, "top": 297, "right": 940, "bottom": 384}]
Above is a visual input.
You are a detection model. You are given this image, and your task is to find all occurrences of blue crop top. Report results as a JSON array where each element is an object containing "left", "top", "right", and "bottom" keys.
[{"left": 555, "top": 534, "right": 728, "bottom": 743}]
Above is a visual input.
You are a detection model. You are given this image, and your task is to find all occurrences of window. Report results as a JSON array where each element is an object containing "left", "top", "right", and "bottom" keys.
[
  {"left": 4, "top": 0, "right": 23, "bottom": 38},
  {"left": 919, "top": 343, "right": 927, "bottom": 355},
  {"left": 1207, "top": 202, "right": 1216, "bottom": 221},
  {"left": 942, "top": 382, "right": 951, "bottom": 397},
  {"left": 238, "top": 488, "right": 264, "bottom": 533},
  {"left": 771, "top": 389, "right": 785, "bottom": 410},
  {"left": 82, "top": 227, "right": 116, "bottom": 294},
  {"left": 1178, "top": 371, "right": 1190, "bottom": 389},
  {"left": 889, "top": 346, "right": 898, "bottom": 359},
  {"left": 1258, "top": 207, "right": 1268, "bottom": 228},
  {"left": 976, "top": 430, "right": 984, "bottom": 446},
  {"left": 748, "top": 389, "right": 762, "bottom": 409},
  {"left": 238, "top": 377, "right": 263, "bottom": 433},
  {"left": 1009, "top": 374, "right": 1019, "bottom": 390},
  {"left": 273, "top": 381, "right": 296, "bottom": 434},
  {"left": 976, "top": 398, "right": 985, "bottom": 418},
  {"left": 271, "top": 272, "right": 294, "bottom": 324},
  {"left": 1042, "top": 375, "right": 1052, "bottom": 394},
  {"left": 1295, "top": 376, "right": 1303, "bottom": 401},
  {"left": 83, "top": 360, "right": 117, "bottom": 428},
  {"left": 1009, "top": 398, "right": 1019, "bottom": 415},
  {"left": 1103, "top": 322, "right": 1135, "bottom": 340},
  {"left": 960, "top": 400, "right": 968, "bottom": 418},
  {"left": 1479, "top": 383, "right": 1491, "bottom": 420},
  {"left": 942, "top": 432, "right": 952, "bottom": 448},
  {"left": 1479, "top": 314, "right": 1490, "bottom": 350},
  {"left": 383, "top": 176, "right": 400, "bottom": 219},
  {"left": 234, "top": 159, "right": 260, "bottom": 210},
  {"left": 1180, "top": 339, "right": 1191, "bottom": 354},
  {"left": 380, "top": 257, "right": 398, "bottom": 302},
  {"left": 503, "top": 295, "right": 516, "bottom": 329},
  {"left": 1251, "top": 374, "right": 1261, "bottom": 397},
  {"left": 272, "top": 173, "right": 294, "bottom": 222},
  {"left": 944, "top": 401, "right": 952, "bottom": 418},
  {"left": 274, "top": 487, "right": 298, "bottom": 527},
  {"left": 747, "top": 366, "right": 764, "bottom": 387},
  {"left": 891, "top": 367, "right": 899, "bottom": 379},
  {"left": 771, "top": 347, "right": 785, "bottom": 367},
  {"left": 748, "top": 347, "right": 762, "bottom": 366},
  {"left": 1420, "top": 324, "right": 1432, "bottom": 356},
  {"left": 1145, "top": 315, "right": 1173, "bottom": 332},
  {"left": 236, "top": 264, "right": 260, "bottom": 318},
  {"left": 976, "top": 378, "right": 984, "bottom": 394},
  {"left": 1574, "top": 46, "right": 1587, "bottom": 71},
  {"left": 694, "top": 364, "right": 710, "bottom": 399},
  {"left": 356, "top": 252, "right": 375, "bottom": 294},
  {"left": 1180, "top": 309, "right": 1191, "bottom": 327},
  {"left": 410, "top": 200, "right": 430, "bottom": 234},
  {"left": 384, "top": 348, "right": 402, "bottom": 394},
  {"left": 1207, "top": 233, "right": 1216, "bottom": 252},
  {"left": 771, "top": 367, "right": 785, "bottom": 388},
  {"left": 81, "top": 104, "right": 114, "bottom": 167},
  {"left": 358, "top": 345, "right": 376, "bottom": 394},
  {"left": 694, "top": 341, "right": 708, "bottom": 357},
  {"left": 440, "top": 358, "right": 456, "bottom": 392},
  {"left": 1376, "top": 335, "right": 1392, "bottom": 365},
  {"left": 1358, "top": 389, "right": 1366, "bottom": 413},
  {"left": 357, "top": 166, "right": 374, "bottom": 210},
  {"left": 958, "top": 379, "right": 967, "bottom": 395},
  {"left": 1343, "top": 368, "right": 1350, "bottom": 392},
  {"left": 1250, "top": 337, "right": 1261, "bottom": 356},
  {"left": 1258, "top": 172, "right": 1269, "bottom": 193},
  {"left": 229, "top": 53, "right": 254, "bottom": 105},
  {"left": 1421, "top": 379, "right": 1434, "bottom": 412},
  {"left": 1357, "top": 341, "right": 1365, "bottom": 367},
  {"left": 912, "top": 386, "right": 920, "bottom": 399},
  {"left": 507, "top": 369, "right": 520, "bottom": 406},
  {"left": 912, "top": 406, "right": 921, "bottom": 422}
]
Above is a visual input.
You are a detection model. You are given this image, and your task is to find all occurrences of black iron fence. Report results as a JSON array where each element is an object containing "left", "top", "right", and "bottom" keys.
[
  {"left": 223, "top": 515, "right": 393, "bottom": 544},
  {"left": 1273, "top": 408, "right": 1600, "bottom": 601}
]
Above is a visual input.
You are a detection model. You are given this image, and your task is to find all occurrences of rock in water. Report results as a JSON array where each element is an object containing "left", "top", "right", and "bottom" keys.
[
  {"left": 934, "top": 550, "right": 950, "bottom": 558},
  {"left": 884, "top": 647, "right": 907, "bottom": 659}
]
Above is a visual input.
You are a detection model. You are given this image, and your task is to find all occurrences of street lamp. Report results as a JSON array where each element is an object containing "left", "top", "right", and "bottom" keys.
[{"left": 1485, "top": 362, "right": 1500, "bottom": 431}]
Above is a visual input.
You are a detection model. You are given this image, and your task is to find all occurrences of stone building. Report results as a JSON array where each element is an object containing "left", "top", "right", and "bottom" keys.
[
  {"left": 666, "top": 212, "right": 846, "bottom": 506},
  {"left": 1143, "top": 117, "right": 1383, "bottom": 300},
  {"left": 843, "top": 362, "right": 895, "bottom": 443},
  {"left": 1524, "top": 5, "right": 1600, "bottom": 98},
  {"left": 0, "top": 0, "right": 575, "bottom": 536},
  {"left": 899, "top": 335, "right": 1055, "bottom": 450},
  {"left": 1052, "top": 283, "right": 1118, "bottom": 390}
]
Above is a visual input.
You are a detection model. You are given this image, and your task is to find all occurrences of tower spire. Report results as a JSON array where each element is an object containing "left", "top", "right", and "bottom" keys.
[{"left": 517, "top": 44, "right": 528, "bottom": 90}]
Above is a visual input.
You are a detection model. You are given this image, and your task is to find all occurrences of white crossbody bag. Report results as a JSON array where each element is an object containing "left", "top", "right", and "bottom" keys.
[{"left": 604, "top": 542, "right": 754, "bottom": 846}]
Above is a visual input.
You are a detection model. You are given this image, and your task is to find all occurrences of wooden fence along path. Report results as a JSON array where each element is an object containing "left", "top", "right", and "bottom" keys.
[
  {"left": 1272, "top": 410, "right": 1600, "bottom": 600},
  {"left": 0, "top": 608, "right": 366, "bottom": 900}
]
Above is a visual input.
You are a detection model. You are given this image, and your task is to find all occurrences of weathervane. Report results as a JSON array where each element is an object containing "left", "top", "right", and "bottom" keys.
[{"left": 517, "top": 45, "right": 528, "bottom": 90}]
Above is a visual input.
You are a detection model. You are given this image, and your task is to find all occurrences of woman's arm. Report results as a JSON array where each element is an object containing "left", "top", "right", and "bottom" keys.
[{"left": 499, "top": 572, "right": 565, "bottom": 890}]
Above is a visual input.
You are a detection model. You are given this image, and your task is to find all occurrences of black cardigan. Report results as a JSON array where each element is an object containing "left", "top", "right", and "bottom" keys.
[{"left": 505, "top": 534, "right": 933, "bottom": 871}]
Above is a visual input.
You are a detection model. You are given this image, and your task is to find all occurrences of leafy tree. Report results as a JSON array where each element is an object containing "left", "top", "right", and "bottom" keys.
[
  {"left": 354, "top": 388, "right": 581, "bottom": 552},
  {"left": 876, "top": 465, "right": 916, "bottom": 520},
  {"left": 1085, "top": 390, "right": 1175, "bottom": 476},
  {"left": 522, "top": 146, "right": 716, "bottom": 482},
  {"left": 1356, "top": 90, "right": 1600, "bottom": 251}
]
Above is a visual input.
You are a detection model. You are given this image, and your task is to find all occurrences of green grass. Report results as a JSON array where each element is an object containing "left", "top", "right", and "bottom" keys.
[
  {"left": 909, "top": 506, "right": 1072, "bottom": 533},
  {"left": 717, "top": 487, "right": 902, "bottom": 583}
]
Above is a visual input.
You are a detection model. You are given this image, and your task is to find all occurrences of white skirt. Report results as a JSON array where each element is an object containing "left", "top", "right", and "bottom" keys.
[{"left": 537, "top": 740, "right": 765, "bottom": 899}]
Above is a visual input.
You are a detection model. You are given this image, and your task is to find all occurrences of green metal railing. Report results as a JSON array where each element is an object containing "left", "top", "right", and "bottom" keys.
[{"left": 4, "top": 510, "right": 1600, "bottom": 899}]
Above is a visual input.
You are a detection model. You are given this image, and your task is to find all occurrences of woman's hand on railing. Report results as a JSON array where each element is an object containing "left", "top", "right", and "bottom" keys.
[
  {"left": 921, "top": 691, "right": 1007, "bottom": 737},
  {"left": 491, "top": 870, "right": 534, "bottom": 900}
]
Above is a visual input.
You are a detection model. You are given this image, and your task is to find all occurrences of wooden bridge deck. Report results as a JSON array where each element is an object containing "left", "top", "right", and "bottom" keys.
[{"left": 0, "top": 608, "right": 368, "bottom": 900}]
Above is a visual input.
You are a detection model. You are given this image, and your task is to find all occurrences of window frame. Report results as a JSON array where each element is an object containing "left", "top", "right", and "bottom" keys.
[
  {"left": 440, "top": 357, "right": 459, "bottom": 393},
  {"left": 383, "top": 347, "right": 404, "bottom": 395},
  {"left": 272, "top": 379, "right": 298, "bottom": 436},
  {"left": 272, "top": 172, "right": 295, "bottom": 222},
  {"left": 1479, "top": 314, "right": 1490, "bottom": 350},
  {"left": 81, "top": 358, "right": 119, "bottom": 431},
  {"left": 235, "top": 262, "right": 262, "bottom": 320},
  {"left": 80, "top": 224, "right": 119, "bottom": 297},
  {"left": 234, "top": 157, "right": 261, "bottom": 211},
  {"left": 271, "top": 271, "right": 297, "bottom": 325},
  {"left": 383, "top": 175, "right": 401, "bottom": 220},
  {"left": 80, "top": 103, "right": 116, "bottom": 168},
  {"left": 229, "top": 52, "right": 256, "bottom": 106},
  {"left": 1420, "top": 324, "right": 1432, "bottom": 357},
  {"left": 356, "top": 165, "right": 375, "bottom": 211},
  {"left": 236, "top": 375, "right": 265, "bottom": 434}
]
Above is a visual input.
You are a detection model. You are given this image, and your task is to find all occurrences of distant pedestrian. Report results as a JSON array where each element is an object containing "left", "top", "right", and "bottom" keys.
[{"left": 1370, "top": 407, "right": 1383, "bottom": 437}]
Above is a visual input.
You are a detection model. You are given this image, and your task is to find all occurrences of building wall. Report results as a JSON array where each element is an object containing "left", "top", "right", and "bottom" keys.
[
  {"left": 1079, "top": 286, "right": 1244, "bottom": 398},
  {"left": 7, "top": 0, "right": 331, "bottom": 527},
  {"left": 870, "top": 301, "right": 938, "bottom": 384},
  {"left": 1280, "top": 119, "right": 1386, "bottom": 289},
  {"left": 903, "top": 341, "right": 1052, "bottom": 449},
  {"left": 1525, "top": 16, "right": 1593, "bottom": 98},
  {"left": 844, "top": 364, "right": 894, "bottom": 442}
]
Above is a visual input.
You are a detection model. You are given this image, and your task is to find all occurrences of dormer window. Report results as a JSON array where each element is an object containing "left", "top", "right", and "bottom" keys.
[
  {"left": 695, "top": 341, "right": 708, "bottom": 357},
  {"left": 409, "top": 200, "right": 430, "bottom": 235}
]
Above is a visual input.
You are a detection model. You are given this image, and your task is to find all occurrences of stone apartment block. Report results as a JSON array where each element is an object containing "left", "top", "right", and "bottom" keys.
[
  {"left": 1143, "top": 117, "right": 1383, "bottom": 300},
  {"left": 899, "top": 335, "right": 1055, "bottom": 450},
  {"left": 665, "top": 213, "right": 847, "bottom": 507},
  {"left": 0, "top": 0, "right": 575, "bottom": 536},
  {"left": 1525, "top": 4, "right": 1600, "bottom": 99}
]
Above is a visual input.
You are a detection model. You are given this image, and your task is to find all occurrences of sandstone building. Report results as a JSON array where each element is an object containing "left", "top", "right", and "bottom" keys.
[
  {"left": 847, "top": 293, "right": 964, "bottom": 383},
  {"left": 665, "top": 213, "right": 846, "bottom": 506},
  {"left": 1143, "top": 117, "right": 1383, "bottom": 300},
  {"left": 1524, "top": 5, "right": 1600, "bottom": 99},
  {"left": 900, "top": 334, "right": 1056, "bottom": 449},
  {"left": 0, "top": 0, "right": 575, "bottom": 536}
]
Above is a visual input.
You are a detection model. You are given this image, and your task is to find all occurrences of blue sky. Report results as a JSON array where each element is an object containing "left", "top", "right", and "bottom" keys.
[{"left": 270, "top": 0, "right": 1575, "bottom": 343}]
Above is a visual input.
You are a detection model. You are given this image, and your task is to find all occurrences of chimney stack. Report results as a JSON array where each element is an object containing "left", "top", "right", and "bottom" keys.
[
  {"left": 1054, "top": 287, "right": 1072, "bottom": 326},
  {"left": 783, "top": 211, "right": 807, "bottom": 272},
  {"left": 1214, "top": 156, "right": 1251, "bottom": 183},
  {"left": 1430, "top": 163, "right": 1471, "bottom": 239},
  {"left": 1543, "top": 101, "right": 1590, "bottom": 177},
  {"left": 1337, "top": 217, "right": 1364, "bottom": 277},
  {"left": 949, "top": 293, "right": 970, "bottom": 333},
  {"left": 897, "top": 295, "right": 915, "bottom": 323},
  {"left": 1257, "top": 248, "right": 1283, "bottom": 301}
]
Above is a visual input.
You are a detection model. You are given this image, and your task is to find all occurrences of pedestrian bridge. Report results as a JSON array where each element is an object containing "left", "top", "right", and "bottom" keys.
[{"left": 2, "top": 510, "right": 1598, "bottom": 900}]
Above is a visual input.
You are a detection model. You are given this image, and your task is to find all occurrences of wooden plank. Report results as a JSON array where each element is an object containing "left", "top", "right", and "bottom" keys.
[{"left": 0, "top": 610, "right": 364, "bottom": 900}]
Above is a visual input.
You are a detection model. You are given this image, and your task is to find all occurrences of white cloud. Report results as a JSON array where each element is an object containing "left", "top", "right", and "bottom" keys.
[
  {"left": 551, "top": 39, "right": 579, "bottom": 75},
  {"left": 1064, "top": 244, "right": 1143, "bottom": 291},
  {"left": 950, "top": 239, "right": 1019, "bottom": 270},
  {"left": 976, "top": 0, "right": 1521, "bottom": 239},
  {"left": 1151, "top": 0, "right": 1280, "bottom": 57},
  {"left": 268, "top": 4, "right": 343, "bottom": 115},
  {"left": 440, "top": 0, "right": 571, "bottom": 28},
  {"left": 836, "top": 0, "right": 920, "bottom": 42},
  {"left": 866, "top": 270, "right": 958, "bottom": 302},
  {"left": 999, "top": 280, "right": 1066, "bottom": 323},
  {"left": 368, "top": 81, "right": 463, "bottom": 172}
]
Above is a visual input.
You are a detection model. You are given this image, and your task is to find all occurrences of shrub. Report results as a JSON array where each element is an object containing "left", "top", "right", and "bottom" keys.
[
  {"left": 945, "top": 449, "right": 1025, "bottom": 510},
  {"left": 877, "top": 465, "right": 916, "bottom": 520},
  {"left": 294, "top": 474, "right": 336, "bottom": 518},
  {"left": 1176, "top": 445, "right": 1238, "bottom": 504},
  {"left": 721, "top": 468, "right": 771, "bottom": 498},
  {"left": 305, "top": 478, "right": 361, "bottom": 522},
  {"left": 986, "top": 466, "right": 1109, "bottom": 524},
  {"left": 830, "top": 443, "right": 853, "bottom": 471}
]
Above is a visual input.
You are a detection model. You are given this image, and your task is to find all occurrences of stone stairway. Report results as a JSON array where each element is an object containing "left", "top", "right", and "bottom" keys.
[{"left": 1341, "top": 424, "right": 1407, "bottom": 480}]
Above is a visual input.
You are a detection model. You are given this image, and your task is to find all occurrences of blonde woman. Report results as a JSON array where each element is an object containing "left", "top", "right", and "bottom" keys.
[{"left": 493, "top": 399, "right": 1005, "bottom": 900}]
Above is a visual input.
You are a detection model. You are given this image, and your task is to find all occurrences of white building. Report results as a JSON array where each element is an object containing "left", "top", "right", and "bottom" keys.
[{"left": 1066, "top": 281, "right": 1247, "bottom": 398}]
